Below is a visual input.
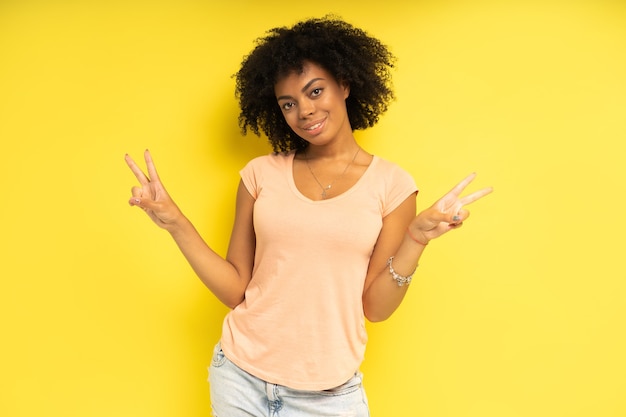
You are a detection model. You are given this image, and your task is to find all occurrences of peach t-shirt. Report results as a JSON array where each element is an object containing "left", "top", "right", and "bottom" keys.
[{"left": 220, "top": 151, "right": 417, "bottom": 390}]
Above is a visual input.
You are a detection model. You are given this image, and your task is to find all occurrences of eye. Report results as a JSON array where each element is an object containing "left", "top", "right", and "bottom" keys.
[
  {"left": 281, "top": 101, "right": 295, "bottom": 111},
  {"left": 310, "top": 88, "right": 323, "bottom": 98}
]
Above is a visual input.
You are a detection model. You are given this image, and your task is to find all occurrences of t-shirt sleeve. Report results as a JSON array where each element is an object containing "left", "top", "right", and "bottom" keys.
[
  {"left": 382, "top": 162, "right": 419, "bottom": 217},
  {"left": 239, "top": 156, "right": 264, "bottom": 200}
]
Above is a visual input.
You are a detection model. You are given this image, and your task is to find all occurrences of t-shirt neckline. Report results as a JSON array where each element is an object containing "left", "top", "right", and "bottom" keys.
[{"left": 287, "top": 151, "right": 378, "bottom": 203}]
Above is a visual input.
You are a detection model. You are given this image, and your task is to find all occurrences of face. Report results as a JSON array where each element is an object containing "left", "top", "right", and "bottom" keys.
[{"left": 274, "top": 61, "right": 351, "bottom": 146}]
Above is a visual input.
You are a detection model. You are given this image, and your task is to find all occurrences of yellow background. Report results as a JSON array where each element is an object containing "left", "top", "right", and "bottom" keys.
[{"left": 1, "top": 1, "right": 625, "bottom": 416}]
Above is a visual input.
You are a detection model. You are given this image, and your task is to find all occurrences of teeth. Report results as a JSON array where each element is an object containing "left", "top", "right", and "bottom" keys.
[{"left": 306, "top": 122, "right": 322, "bottom": 130}]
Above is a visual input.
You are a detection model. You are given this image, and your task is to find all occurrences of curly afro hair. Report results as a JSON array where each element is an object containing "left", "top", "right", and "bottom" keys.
[{"left": 234, "top": 16, "right": 396, "bottom": 153}]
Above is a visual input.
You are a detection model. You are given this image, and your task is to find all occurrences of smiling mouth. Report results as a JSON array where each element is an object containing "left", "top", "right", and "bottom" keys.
[
  {"left": 303, "top": 119, "right": 326, "bottom": 132},
  {"left": 305, "top": 122, "right": 323, "bottom": 130}
]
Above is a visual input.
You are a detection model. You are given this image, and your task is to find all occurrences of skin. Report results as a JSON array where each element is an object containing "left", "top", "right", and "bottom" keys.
[{"left": 125, "top": 61, "right": 493, "bottom": 321}]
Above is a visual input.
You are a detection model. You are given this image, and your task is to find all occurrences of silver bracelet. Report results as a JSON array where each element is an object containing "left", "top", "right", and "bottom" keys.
[{"left": 387, "top": 256, "right": 416, "bottom": 287}]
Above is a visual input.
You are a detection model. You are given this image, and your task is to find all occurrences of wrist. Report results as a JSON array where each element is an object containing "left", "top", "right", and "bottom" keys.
[
  {"left": 165, "top": 213, "right": 193, "bottom": 236},
  {"left": 406, "top": 227, "right": 429, "bottom": 246}
]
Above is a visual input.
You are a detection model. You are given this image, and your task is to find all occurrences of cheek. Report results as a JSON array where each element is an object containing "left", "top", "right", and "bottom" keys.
[{"left": 280, "top": 112, "right": 298, "bottom": 131}]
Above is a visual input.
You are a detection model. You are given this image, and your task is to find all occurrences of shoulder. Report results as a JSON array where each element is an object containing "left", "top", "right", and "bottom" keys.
[
  {"left": 240, "top": 151, "right": 295, "bottom": 197},
  {"left": 243, "top": 151, "right": 294, "bottom": 171},
  {"left": 370, "top": 156, "right": 417, "bottom": 188},
  {"left": 366, "top": 156, "right": 418, "bottom": 217}
]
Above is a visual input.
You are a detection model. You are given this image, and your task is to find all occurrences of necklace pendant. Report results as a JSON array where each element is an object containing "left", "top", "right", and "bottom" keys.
[{"left": 304, "top": 147, "right": 360, "bottom": 201}]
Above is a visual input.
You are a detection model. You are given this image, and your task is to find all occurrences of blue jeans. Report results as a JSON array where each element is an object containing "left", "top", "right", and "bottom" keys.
[{"left": 208, "top": 343, "right": 370, "bottom": 417}]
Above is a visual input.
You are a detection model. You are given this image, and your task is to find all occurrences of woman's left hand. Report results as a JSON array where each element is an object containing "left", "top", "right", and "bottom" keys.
[{"left": 409, "top": 173, "right": 493, "bottom": 243}]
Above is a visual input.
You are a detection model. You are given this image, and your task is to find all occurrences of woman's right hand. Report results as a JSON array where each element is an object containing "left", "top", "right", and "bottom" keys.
[{"left": 125, "top": 150, "right": 183, "bottom": 230}]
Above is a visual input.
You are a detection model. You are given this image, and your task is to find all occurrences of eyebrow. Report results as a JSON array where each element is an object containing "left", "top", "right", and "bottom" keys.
[{"left": 276, "top": 77, "right": 325, "bottom": 101}]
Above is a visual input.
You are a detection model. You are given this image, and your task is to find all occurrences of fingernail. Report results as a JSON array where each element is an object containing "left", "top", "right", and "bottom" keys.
[
  {"left": 452, "top": 215, "right": 461, "bottom": 222},
  {"left": 134, "top": 198, "right": 140, "bottom": 204}
]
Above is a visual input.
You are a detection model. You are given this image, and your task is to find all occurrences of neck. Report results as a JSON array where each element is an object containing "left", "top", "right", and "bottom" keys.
[{"left": 304, "top": 137, "right": 360, "bottom": 161}]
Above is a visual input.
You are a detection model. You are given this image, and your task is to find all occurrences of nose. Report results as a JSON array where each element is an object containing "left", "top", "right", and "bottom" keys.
[{"left": 298, "top": 98, "right": 314, "bottom": 118}]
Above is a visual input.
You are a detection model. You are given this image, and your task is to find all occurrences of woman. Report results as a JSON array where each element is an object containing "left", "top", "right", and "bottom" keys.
[{"left": 125, "top": 17, "right": 492, "bottom": 417}]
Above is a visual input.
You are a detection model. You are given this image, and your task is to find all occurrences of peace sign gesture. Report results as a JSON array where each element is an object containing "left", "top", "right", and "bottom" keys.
[
  {"left": 125, "top": 150, "right": 183, "bottom": 230},
  {"left": 410, "top": 173, "right": 493, "bottom": 244}
]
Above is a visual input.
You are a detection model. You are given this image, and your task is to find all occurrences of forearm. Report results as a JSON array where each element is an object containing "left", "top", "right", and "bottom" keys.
[
  {"left": 168, "top": 216, "right": 248, "bottom": 309},
  {"left": 125, "top": 153, "right": 252, "bottom": 309},
  {"left": 363, "top": 231, "right": 427, "bottom": 322},
  {"left": 363, "top": 172, "right": 493, "bottom": 322}
]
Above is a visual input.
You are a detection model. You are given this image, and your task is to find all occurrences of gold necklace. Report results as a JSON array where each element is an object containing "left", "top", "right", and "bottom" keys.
[{"left": 304, "top": 147, "right": 361, "bottom": 199}]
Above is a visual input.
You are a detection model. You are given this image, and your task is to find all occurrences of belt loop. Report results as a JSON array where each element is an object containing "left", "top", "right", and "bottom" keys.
[
  {"left": 265, "top": 383, "right": 283, "bottom": 414},
  {"left": 265, "top": 382, "right": 276, "bottom": 401}
]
